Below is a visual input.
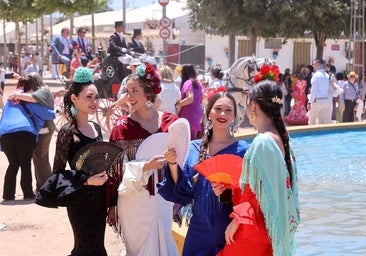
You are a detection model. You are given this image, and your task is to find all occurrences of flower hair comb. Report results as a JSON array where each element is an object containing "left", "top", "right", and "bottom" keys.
[
  {"left": 207, "top": 85, "right": 227, "bottom": 101},
  {"left": 254, "top": 64, "right": 280, "bottom": 83},
  {"left": 136, "top": 63, "right": 162, "bottom": 94}
]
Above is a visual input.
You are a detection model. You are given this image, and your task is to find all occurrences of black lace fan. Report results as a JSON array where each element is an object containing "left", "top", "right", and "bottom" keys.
[{"left": 71, "top": 141, "right": 123, "bottom": 176}]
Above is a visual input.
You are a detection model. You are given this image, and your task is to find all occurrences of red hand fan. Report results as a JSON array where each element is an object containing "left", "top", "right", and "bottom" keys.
[{"left": 194, "top": 154, "right": 243, "bottom": 189}]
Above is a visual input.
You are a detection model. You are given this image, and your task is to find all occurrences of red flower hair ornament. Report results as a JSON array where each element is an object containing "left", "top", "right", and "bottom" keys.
[
  {"left": 254, "top": 64, "right": 280, "bottom": 83},
  {"left": 135, "top": 63, "right": 162, "bottom": 94},
  {"left": 207, "top": 85, "right": 227, "bottom": 101}
]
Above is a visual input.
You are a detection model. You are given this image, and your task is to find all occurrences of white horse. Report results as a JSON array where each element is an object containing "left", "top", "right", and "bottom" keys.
[{"left": 225, "top": 56, "right": 273, "bottom": 130}]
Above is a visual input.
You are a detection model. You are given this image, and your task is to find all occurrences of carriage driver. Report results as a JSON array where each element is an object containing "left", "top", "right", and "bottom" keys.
[{"left": 108, "top": 21, "right": 132, "bottom": 65}]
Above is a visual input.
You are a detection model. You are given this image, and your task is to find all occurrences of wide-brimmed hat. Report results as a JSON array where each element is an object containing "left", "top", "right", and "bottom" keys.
[
  {"left": 347, "top": 71, "right": 358, "bottom": 79},
  {"left": 133, "top": 29, "right": 142, "bottom": 37},
  {"left": 127, "top": 58, "right": 142, "bottom": 69}
]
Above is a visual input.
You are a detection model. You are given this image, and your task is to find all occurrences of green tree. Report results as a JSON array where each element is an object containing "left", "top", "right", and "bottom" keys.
[
  {"left": 186, "top": 0, "right": 351, "bottom": 61},
  {"left": 0, "top": 0, "right": 51, "bottom": 54},
  {"left": 289, "top": 0, "right": 351, "bottom": 60},
  {"left": 186, "top": 0, "right": 294, "bottom": 62}
]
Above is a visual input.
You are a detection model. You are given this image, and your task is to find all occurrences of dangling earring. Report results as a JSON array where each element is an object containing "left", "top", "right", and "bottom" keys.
[
  {"left": 145, "top": 95, "right": 153, "bottom": 109},
  {"left": 71, "top": 105, "right": 78, "bottom": 116},
  {"left": 206, "top": 119, "right": 213, "bottom": 130},
  {"left": 145, "top": 101, "right": 153, "bottom": 109},
  {"left": 205, "top": 119, "right": 213, "bottom": 136},
  {"left": 230, "top": 121, "right": 235, "bottom": 136},
  {"left": 249, "top": 111, "right": 256, "bottom": 120}
]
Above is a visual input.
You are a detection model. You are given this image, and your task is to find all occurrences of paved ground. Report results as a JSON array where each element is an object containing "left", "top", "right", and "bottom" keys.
[{"left": 0, "top": 73, "right": 125, "bottom": 256}]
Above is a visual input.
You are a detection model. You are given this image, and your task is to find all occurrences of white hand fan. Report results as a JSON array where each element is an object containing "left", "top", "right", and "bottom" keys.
[
  {"left": 168, "top": 118, "right": 190, "bottom": 168},
  {"left": 135, "top": 133, "right": 169, "bottom": 160}
]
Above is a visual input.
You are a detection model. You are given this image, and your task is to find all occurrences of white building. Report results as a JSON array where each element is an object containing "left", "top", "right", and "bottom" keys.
[{"left": 0, "top": 1, "right": 357, "bottom": 75}]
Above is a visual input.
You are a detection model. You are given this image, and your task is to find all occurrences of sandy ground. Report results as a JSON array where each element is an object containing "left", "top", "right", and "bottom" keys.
[{"left": 0, "top": 77, "right": 126, "bottom": 256}]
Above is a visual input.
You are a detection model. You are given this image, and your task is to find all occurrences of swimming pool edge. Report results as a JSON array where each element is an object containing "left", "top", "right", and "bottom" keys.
[{"left": 235, "top": 122, "right": 366, "bottom": 140}]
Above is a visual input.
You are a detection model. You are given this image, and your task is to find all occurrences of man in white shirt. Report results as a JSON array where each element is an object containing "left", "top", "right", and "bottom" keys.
[
  {"left": 23, "top": 57, "right": 40, "bottom": 76},
  {"left": 308, "top": 59, "right": 332, "bottom": 124}
]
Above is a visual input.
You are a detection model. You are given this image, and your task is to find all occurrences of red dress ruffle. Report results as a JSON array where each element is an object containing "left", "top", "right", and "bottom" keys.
[{"left": 217, "top": 184, "right": 272, "bottom": 256}]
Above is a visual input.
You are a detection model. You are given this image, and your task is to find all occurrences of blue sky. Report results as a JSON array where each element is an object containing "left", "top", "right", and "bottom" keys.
[{"left": 109, "top": 0, "right": 157, "bottom": 10}]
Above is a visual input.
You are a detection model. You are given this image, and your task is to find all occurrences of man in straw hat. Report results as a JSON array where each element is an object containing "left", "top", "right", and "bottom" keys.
[
  {"left": 128, "top": 29, "right": 146, "bottom": 55},
  {"left": 108, "top": 21, "right": 132, "bottom": 65},
  {"left": 342, "top": 71, "right": 360, "bottom": 122}
]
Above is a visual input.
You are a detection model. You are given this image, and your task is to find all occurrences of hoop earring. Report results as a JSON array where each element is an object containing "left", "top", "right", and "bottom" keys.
[{"left": 71, "top": 106, "right": 78, "bottom": 116}]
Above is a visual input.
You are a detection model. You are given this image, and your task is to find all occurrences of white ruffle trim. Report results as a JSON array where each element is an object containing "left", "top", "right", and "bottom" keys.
[{"left": 117, "top": 160, "right": 154, "bottom": 195}]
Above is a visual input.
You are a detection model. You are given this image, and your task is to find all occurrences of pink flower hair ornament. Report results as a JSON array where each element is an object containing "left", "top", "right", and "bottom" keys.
[{"left": 135, "top": 63, "right": 162, "bottom": 94}]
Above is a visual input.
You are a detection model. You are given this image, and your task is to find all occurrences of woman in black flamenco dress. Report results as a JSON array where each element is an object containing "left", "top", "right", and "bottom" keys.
[
  {"left": 37, "top": 68, "right": 110, "bottom": 256},
  {"left": 54, "top": 123, "right": 107, "bottom": 256}
]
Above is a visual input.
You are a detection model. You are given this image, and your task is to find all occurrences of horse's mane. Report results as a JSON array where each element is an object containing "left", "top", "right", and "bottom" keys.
[
  {"left": 226, "top": 56, "right": 272, "bottom": 89},
  {"left": 224, "top": 56, "right": 273, "bottom": 131}
]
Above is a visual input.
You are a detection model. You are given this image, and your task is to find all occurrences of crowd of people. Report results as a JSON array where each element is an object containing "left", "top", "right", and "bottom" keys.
[
  {"left": 1, "top": 19, "right": 366, "bottom": 256},
  {"left": 281, "top": 57, "right": 365, "bottom": 125}
]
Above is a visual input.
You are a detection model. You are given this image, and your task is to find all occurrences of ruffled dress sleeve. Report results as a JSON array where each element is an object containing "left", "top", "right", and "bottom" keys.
[
  {"left": 157, "top": 161, "right": 194, "bottom": 206},
  {"left": 117, "top": 160, "right": 155, "bottom": 195}
]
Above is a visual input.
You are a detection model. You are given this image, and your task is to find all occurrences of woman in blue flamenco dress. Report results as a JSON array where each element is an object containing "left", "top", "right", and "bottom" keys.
[{"left": 158, "top": 90, "right": 249, "bottom": 256}]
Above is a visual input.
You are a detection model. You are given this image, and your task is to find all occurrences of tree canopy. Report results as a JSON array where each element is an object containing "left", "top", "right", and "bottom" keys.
[
  {"left": 0, "top": 0, "right": 110, "bottom": 52},
  {"left": 186, "top": 0, "right": 352, "bottom": 59},
  {"left": 0, "top": 0, "right": 110, "bottom": 22}
]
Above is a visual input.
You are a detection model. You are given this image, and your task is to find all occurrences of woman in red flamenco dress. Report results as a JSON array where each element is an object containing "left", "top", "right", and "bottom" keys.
[
  {"left": 214, "top": 78, "right": 300, "bottom": 256},
  {"left": 285, "top": 75, "right": 308, "bottom": 125}
]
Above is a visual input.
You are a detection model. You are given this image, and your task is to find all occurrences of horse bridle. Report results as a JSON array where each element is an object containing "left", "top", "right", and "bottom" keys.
[{"left": 227, "top": 59, "right": 259, "bottom": 92}]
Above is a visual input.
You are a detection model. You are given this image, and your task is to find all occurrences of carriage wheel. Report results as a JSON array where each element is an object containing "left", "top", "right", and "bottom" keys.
[
  {"left": 105, "top": 65, "right": 115, "bottom": 78},
  {"left": 106, "top": 104, "right": 124, "bottom": 132},
  {"left": 53, "top": 90, "right": 68, "bottom": 132},
  {"left": 96, "top": 98, "right": 115, "bottom": 132}
]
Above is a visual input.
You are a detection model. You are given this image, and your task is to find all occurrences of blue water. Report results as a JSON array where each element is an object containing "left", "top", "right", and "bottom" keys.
[{"left": 291, "top": 128, "right": 366, "bottom": 255}]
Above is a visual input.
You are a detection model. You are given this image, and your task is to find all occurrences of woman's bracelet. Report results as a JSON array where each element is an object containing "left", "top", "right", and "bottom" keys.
[{"left": 167, "top": 161, "right": 177, "bottom": 165}]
